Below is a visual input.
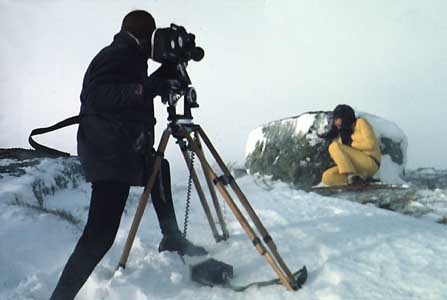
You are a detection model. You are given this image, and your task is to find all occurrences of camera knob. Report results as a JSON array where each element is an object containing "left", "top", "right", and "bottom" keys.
[{"left": 185, "top": 87, "right": 198, "bottom": 107}]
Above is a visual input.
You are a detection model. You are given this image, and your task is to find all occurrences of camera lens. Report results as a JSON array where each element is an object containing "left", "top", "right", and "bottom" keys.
[
  {"left": 191, "top": 47, "right": 205, "bottom": 62},
  {"left": 178, "top": 36, "right": 183, "bottom": 48}
]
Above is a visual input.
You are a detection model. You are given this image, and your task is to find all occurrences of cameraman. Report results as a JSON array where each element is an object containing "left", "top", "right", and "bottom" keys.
[{"left": 50, "top": 10, "right": 206, "bottom": 300}]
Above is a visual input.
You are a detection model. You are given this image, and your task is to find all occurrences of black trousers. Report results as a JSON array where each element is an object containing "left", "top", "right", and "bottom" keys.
[{"left": 50, "top": 159, "right": 179, "bottom": 300}]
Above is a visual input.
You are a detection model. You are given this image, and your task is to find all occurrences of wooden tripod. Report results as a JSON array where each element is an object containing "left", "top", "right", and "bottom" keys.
[{"left": 117, "top": 122, "right": 299, "bottom": 291}]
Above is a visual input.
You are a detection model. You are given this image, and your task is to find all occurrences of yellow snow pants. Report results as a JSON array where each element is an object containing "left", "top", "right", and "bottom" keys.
[{"left": 322, "top": 142, "right": 379, "bottom": 186}]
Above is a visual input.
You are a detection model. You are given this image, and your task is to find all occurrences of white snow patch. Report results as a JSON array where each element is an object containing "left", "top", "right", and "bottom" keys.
[
  {"left": 0, "top": 159, "right": 18, "bottom": 167},
  {"left": 359, "top": 111, "right": 408, "bottom": 167},
  {"left": 286, "top": 113, "right": 316, "bottom": 136},
  {"left": 375, "top": 155, "right": 406, "bottom": 184},
  {"left": 245, "top": 126, "right": 266, "bottom": 157},
  {"left": 1, "top": 162, "right": 446, "bottom": 300}
]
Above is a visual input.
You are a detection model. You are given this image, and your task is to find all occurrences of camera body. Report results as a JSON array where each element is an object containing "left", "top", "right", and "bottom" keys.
[{"left": 151, "top": 24, "right": 204, "bottom": 65}]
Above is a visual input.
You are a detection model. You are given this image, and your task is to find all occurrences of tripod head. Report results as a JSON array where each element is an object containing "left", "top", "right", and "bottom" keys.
[{"left": 161, "top": 63, "right": 199, "bottom": 131}]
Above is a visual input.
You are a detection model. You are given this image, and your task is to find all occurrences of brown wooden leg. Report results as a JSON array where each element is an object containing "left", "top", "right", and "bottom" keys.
[
  {"left": 118, "top": 128, "right": 171, "bottom": 269},
  {"left": 196, "top": 126, "right": 295, "bottom": 280},
  {"left": 193, "top": 136, "right": 229, "bottom": 240}
]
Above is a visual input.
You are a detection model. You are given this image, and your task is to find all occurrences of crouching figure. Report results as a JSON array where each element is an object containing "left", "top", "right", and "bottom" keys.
[{"left": 320, "top": 105, "right": 381, "bottom": 186}]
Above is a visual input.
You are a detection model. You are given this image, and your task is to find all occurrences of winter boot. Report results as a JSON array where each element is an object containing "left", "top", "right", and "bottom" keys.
[
  {"left": 347, "top": 174, "right": 369, "bottom": 185},
  {"left": 158, "top": 233, "right": 208, "bottom": 256}
]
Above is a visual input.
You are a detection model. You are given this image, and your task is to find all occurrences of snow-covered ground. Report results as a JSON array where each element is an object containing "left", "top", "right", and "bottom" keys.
[{"left": 0, "top": 158, "right": 446, "bottom": 300}]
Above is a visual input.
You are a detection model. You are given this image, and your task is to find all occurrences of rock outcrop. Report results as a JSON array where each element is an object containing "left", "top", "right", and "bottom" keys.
[{"left": 245, "top": 111, "right": 408, "bottom": 188}]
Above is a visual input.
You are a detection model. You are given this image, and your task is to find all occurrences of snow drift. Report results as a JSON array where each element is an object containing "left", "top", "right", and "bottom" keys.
[{"left": 0, "top": 152, "right": 446, "bottom": 300}]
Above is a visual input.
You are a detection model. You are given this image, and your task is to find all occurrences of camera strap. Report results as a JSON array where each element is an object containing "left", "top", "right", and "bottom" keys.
[
  {"left": 28, "top": 111, "right": 156, "bottom": 158},
  {"left": 28, "top": 115, "right": 80, "bottom": 157}
]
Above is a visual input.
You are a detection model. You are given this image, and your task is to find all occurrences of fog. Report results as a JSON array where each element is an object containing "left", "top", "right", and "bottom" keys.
[{"left": 1, "top": 0, "right": 446, "bottom": 169}]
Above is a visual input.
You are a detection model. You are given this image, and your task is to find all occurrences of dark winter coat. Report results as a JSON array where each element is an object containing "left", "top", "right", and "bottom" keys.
[{"left": 77, "top": 31, "right": 157, "bottom": 186}]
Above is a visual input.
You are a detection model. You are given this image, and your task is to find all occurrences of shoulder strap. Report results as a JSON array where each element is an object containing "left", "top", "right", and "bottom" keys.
[{"left": 29, "top": 115, "right": 80, "bottom": 157}]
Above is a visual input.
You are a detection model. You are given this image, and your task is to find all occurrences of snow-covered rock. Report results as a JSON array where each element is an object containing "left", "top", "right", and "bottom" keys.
[{"left": 245, "top": 111, "right": 408, "bottom": 188}]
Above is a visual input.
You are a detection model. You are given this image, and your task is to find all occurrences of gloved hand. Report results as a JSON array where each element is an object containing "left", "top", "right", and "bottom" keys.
[
  {"left": 339, "top": 123, "right": 353, "bottom": 146},
  {"left": 318, "top": 125, "right": 338, "bottom": 141},
  {"left": 144, "top": 63, "right": 183, "bottom": 97},
  {"left": 144, "top": 75, "right": 183, "bottom": 97}
]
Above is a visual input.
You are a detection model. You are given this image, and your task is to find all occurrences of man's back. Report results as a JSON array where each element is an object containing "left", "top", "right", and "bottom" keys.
[{"left": 77, "top": 31, "right": 155, "bottom": 186}]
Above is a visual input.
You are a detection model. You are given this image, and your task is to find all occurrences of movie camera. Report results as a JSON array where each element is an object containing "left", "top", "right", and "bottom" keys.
[{"left": 151, "top": 24, "right": 204, "bottom": 111}]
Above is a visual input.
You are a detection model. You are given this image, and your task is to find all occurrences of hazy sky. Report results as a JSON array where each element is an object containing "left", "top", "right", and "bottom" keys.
[{"left": 1, "top": 0, "right": 446, "bottom": 169}]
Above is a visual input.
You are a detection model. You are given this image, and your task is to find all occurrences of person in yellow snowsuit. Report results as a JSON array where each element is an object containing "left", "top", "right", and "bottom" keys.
[{"left": 321, "top": 105, "right": 381, "bottom": 186}]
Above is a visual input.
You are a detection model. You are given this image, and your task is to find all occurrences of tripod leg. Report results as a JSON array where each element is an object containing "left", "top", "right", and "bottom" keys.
[
  {"left": 185, "top": 131, "right": 295, "bottom": 291},
  {"left": 194, "top": 136, "right": 229, "bottom": 240},
  {"left": 118, "top": 128, "right": 171, "bottom": 269},
  {"left": 196, "top": 126, "right": 295, "bottom": 280},
  {"left": 179, "top": 142, "right": 221, "bottom": 242}
]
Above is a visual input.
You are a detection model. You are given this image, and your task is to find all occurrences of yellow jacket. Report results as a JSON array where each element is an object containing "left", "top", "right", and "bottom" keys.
[{"left": 346, "top": 118, "right": 381, "bottom": 162}]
